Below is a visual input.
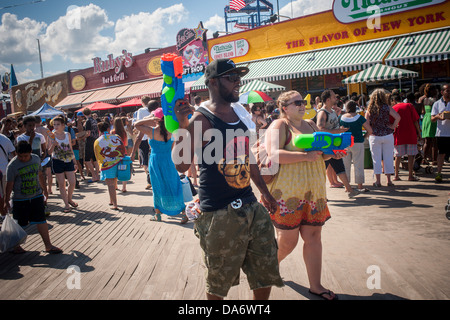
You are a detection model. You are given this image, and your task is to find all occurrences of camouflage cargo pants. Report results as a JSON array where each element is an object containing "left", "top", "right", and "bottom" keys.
[{"left": 194, "top": 201, "right": 284, "bottom": 297}]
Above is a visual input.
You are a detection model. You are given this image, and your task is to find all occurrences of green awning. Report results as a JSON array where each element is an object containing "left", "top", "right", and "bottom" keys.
[
  {"left": 239, "top": 79, "right": 285, "bottom": 93},
  {"left": 342, "top": 64, "right": 419, "bottom": 84},
  {"left": 386, "top": 28, "right": 450, "bottom": 66},
  {"left": 191, "top": 38, "right": 395, "bottom": 91}
]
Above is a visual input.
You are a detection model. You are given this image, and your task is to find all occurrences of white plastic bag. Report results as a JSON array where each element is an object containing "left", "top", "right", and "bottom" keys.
[{"left": 0, "top": 214, "right": 27, "bottom": 253}]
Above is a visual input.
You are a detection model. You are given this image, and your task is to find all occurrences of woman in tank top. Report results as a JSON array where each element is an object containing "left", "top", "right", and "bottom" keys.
[{"left": 48, "top": 116, "right": 77, "bottom": 213}]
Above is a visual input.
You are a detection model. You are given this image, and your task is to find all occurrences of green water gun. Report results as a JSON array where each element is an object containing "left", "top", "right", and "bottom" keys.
[{"left": 293, "top": 132, "right": 354, "bottom": 155}]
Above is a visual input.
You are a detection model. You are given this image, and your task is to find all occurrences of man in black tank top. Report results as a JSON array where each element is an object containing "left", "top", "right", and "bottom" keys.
[{"left": 173, "top": 59, "right": 283, "bottom": 300}]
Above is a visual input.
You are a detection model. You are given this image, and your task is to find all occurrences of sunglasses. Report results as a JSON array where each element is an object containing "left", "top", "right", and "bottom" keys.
[
  {"left": 289, "top": 100, "right": 307, "bottom": 106},
  {"left": 219, "top": 73, "right": 241, "bottom": 83}
]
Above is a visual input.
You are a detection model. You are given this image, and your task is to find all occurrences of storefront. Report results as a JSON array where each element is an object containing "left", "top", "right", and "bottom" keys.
[
  {"left": 191, "top": 0, "right": 450, "bottom": 99},
  {"left": 56, "top": 46, "right": 194, "bottom": 111},
  {"left": 10, "top": 72, "right": 70, "bottom": 115}
]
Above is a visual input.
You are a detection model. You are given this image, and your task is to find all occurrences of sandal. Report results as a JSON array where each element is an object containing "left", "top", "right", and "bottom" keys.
[
  {"left": 180, "top": 213, "right": 188, "bottom": 224},
  {"left": 44, "top": 246, "right": 63, "bottom": 254},
  {"left": 68, "top": 201, "right": 78, "bottom": 208},
  {"left": 309, "top": 289, "right": 338, "bottom": 300},
  {"left": 408, "top": 176, "right": 420, "bottom": 181},
  {"left": 63, "top": 207, "right": 71, "bottom": 213},
  {"left": 387, "top": 182, "right": 395, "bottom": 187},
  {"left": 151, "top": 213, "right": 162, "bottom": 222},
  {"left": 373, "top": 182, "right": 382, "bottom": 187}
]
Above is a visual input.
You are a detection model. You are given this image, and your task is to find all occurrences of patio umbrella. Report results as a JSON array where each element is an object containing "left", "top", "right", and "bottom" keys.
[
  {"left": 239, "top": 90, "right": 273, "bottom": 104},
  {"left": 239, "top": 80, "right": 285, "bottom": 93},
  {"left": 76, "top": 102, "right": 118, "bottom": 112},
  {"left": 117, "top": 97, "right": 143, "bottom": 108}
]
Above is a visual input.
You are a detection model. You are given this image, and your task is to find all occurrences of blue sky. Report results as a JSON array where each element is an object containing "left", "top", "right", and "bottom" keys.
[{"left": 0, "top": 0, "right": 332, "bottom": 84}]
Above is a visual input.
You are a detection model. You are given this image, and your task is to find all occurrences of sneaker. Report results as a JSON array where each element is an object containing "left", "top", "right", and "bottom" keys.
[
  {"left": 435, "top": 173, "right": 443, "bottom": 183},
  {"left": 347, "top": 189, "right": 360, "bottom": 198}
]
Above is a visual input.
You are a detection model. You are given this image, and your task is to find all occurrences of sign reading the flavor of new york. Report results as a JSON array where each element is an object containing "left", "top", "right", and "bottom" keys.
[
  {"left": 210, "top": 39, "right": 250, "bottom": 60},
  {"left": 333, "top": 0, "right": 447, "bottom": 23}
]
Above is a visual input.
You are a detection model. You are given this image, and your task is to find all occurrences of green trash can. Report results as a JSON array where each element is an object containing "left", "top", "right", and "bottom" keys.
[{"left": 364, "top": 138, "right": 373, "bottom": 169}]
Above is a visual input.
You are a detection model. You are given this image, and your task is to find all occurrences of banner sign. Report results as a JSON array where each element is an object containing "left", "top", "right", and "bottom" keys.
[
  {"left": 207, "top": 1, "right": 449, "bottom": 63},
  {"left": 176, "top": 22, "right": 209, "bottom": 82},
  {"left": 210, "top": 38, "right": 250, "bottom": 60},
  {"left": 333, "top": 0, "right": 447, "bottom": 24}
]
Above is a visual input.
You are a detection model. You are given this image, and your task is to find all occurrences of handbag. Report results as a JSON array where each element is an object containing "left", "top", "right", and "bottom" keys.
[
  {"left": 0, "top": 214, "right": 28, "bottom": 253},
  {"left": 251, "top": 119, "right": 291, "bottom": 184},
  {"left": 180, "top": 176, "right": 194, "bottom": 203}
]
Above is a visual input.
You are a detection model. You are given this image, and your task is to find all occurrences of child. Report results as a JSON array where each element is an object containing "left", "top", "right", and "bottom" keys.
[
  {"left": 94, "top": 122, "right": 126, "bottom": 210},
  {"left": 4, "top": 141, "right": 62, "bottom": 254}
]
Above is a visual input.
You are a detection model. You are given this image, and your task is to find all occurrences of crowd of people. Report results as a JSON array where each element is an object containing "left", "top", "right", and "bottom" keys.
[{"left": 0, "top": 57, "right": 448, "bottom": 300}]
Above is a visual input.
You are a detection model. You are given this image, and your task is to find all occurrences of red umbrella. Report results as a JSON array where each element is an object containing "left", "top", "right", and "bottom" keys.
[
  {"left": 117, "top": 97, "right": 143, "bottom": 108},
  {"left": 76, "top": 102, "right": 118, "bottom": 112}
]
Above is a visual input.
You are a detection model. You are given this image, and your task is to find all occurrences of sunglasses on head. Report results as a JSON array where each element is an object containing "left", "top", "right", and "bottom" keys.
[
  {"left": 219, "top": 73, "right": 241, "bottom": 82},
  {"left": 290, "top": 100, "right": 307, "bottom": 106}
]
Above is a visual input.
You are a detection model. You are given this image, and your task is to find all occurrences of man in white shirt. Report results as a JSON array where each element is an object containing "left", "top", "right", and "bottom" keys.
[{"left": 431, "top": 83, "right": 450, "bottom": 182}]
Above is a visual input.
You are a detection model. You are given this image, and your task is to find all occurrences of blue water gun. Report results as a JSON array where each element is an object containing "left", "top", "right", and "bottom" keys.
[
  {"left": 160, "top": 53, "right": 185, "bottom": 133},
  {"left": 293, "top": 131, "right": 354, "bottom": 155}
]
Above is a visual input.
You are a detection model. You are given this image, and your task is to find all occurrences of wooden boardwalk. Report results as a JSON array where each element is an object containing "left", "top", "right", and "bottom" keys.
[{"left": 0, "top": 163, "right": 449, "bottom": 300}]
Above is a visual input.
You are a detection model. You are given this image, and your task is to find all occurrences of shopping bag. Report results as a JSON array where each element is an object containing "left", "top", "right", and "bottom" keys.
[
  {"left": 0, "top": 214, "right": 27, "bottom": 253},
  {"left": 117, "top": 156, "right": 133, "bottom": 181},
  {"left": 180, "top": 176, "right": 193, "bottom": 203}
]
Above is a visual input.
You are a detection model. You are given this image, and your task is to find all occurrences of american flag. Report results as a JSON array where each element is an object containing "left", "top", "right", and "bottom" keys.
[{"left": 230, "top": 0, "right": 246, "bottom": 11}]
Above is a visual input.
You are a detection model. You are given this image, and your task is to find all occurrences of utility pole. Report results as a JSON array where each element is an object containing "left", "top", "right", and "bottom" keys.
[{"left": 37, "top": 38, "right": 44, "bottom": 78}]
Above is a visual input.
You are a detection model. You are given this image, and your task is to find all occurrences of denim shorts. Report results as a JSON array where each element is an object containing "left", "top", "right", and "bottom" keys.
[
  {"left": 194, "top": 201, "right": 284, "bottom": 297},
  {"left": 52, "top": 158, "right": 75, "bottom": 174}
]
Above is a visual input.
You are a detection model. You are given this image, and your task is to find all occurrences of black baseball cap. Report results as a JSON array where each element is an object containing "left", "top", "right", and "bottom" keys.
[{"left": 205, "top": 58, "right": 249, "bottom": 80}]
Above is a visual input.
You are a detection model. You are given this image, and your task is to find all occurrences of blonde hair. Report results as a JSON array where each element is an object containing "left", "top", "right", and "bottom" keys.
[
  {"left": 277, "top": 90, "right": 300, "bottom": 118},
  {"left": 367, "top": 88, "right": 389, "bottom": 117}
]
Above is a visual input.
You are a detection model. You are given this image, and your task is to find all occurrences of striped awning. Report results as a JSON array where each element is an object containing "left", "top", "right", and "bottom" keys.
[
  {"left": 55, "top": 91, "right": 95, "bottom": 110},
  {"left": 191, "top": 38, "right": 394, "bottom": 91},
  {"left": 239, "top": 79, "right": 285, "bottom": 93},
  {"left": 386, "top": 28, "right": 450, "bottom": 66},
  {"left": 342, "top": 64, "right": 419, "bottom": 84},
  {"left": 116, "top": 78, "right": 164, "bottom": 102},
  {"left": 82, "top": 84, "right": 131, "bottom": 105}
]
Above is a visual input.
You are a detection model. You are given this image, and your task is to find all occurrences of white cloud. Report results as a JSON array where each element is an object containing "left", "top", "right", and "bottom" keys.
[
  {"left": 109, "top": 3, "right": 187, "bottom": 54},
  {"left": 280, "top": 0, "right": 332, "bottom": 20},
  {"left": 204, "top": 14, "right": 226, "bottom": 38},
  {"left": 16, "top": 68, "right": 37, "bottom": 83},
  {"left": 41, "top": 4, "right": 114, "bottom": 64},
  {"left": 0, "top": 13, "right": 47, "bottom": 65}
]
